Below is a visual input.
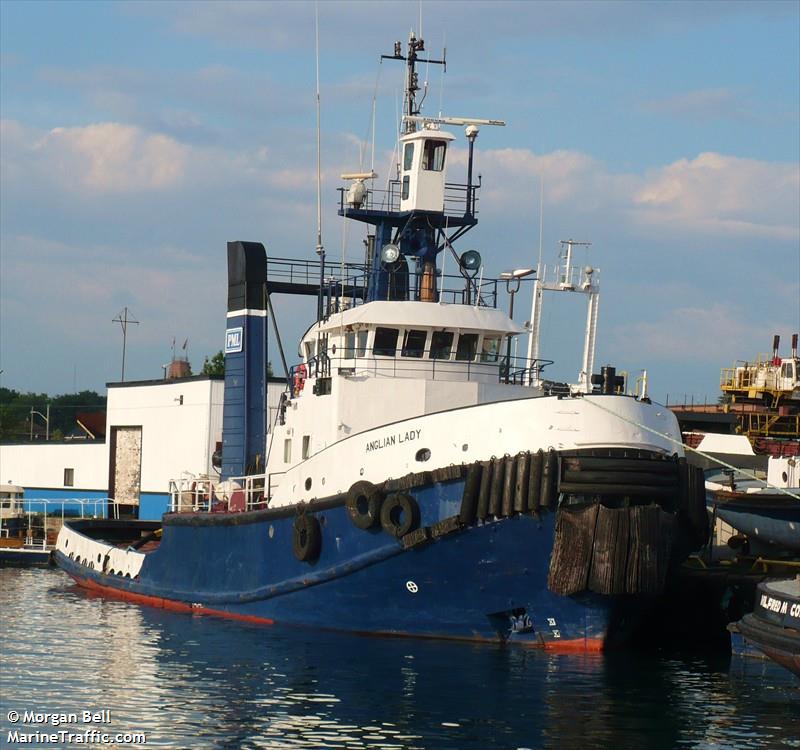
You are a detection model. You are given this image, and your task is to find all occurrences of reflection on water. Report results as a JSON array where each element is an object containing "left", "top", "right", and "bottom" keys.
[{"left": 1, "top": 568, "right": 797, "bottom": 749}]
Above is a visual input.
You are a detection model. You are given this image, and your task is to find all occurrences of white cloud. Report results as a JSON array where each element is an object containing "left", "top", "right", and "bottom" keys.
[
  {"left": 633, "top": 152, "right": 800, "bottom": 240},
  {"left": 34, "top": 123, "right": 189, "bottom": 193},
  {"left": 610, "top": 303, "right": 792, "bottom": 366}
]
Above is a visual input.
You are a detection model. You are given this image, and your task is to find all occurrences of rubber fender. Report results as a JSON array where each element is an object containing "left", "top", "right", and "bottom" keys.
[
  {"left": 528, "top": 449, "right": 543, "bottom": 513},
  {"left": 380, "top": 493, "right": 420, "bottom": 538},
  {"left": 514, "top": 452, "right": 530, "bottom": 513},
  {"left": 292, "top": 514, "right": 322, "bottom": 562},
  {"left": 459, "top": 462, "right": 482, "bottom": 525},
  {"left": 561, "top": 470, "right": 678, "bottom": 487},
  {"left": 346, "top": 480, "right": 383, "bottom": 530},
  {"left": 501, "top": 454, "right": 516, "bottom": 517},
  {"left": 477, "top": 460, "right": 493, "bottom": 520},
  {"left": 561, "top": 456, "right": 676, "bottom": 474},
  {"left": 540, "top": 449, "right": 557, "bottom": 509},
  {"left": 489, "top": 456, "right": 504, "bottom": 517}
]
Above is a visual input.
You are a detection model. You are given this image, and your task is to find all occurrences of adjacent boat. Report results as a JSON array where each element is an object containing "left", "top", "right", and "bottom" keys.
[
  {"left": 54, "top": 30, "right": 708, "bottom": 650},
  {"left": 730, "top": 576, "right": 800, "bottom": 677},
  {"left": 706, "top": 455, "right": 800, "bottom": 554}
]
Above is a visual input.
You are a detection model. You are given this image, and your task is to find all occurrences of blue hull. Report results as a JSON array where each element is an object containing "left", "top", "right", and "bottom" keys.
[
  {"left": 55, "top": 474, "right": 648, "bottom": 650},
  {"left": 56, "top": 448, "right": 698, "bottom": 651}
]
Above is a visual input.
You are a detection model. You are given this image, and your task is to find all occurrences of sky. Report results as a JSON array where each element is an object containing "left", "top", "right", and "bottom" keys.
[{"left": 1, "top": 0, "right": 798, "bottom": 404}]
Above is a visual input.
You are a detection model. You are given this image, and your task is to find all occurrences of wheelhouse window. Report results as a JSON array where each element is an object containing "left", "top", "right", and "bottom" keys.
[
  {"left": 304, "top": 340, "right": 316, "bottom": 361},
  {"left": 403, "top": 142, "right": 414, "bottom": 171},
  {"left": 422, "top": 140, "right": 447, "bottom": 171},
  {"left": 402, "top": 175, "right": 410, "bottom": 200},
  {"left": 374, "top": 327, "right": 399, "bottom": 357},
  {"left": 455, "top": 333, "right": 479, "bottom": 362},
  {"left": 64, "top": 468, "right": 74, "bottom": 487},
  {"left": 344, "top": 331, "right": 356, "bottom": 359},
  {"left": 480, "top": 336, "right": 501, "bottom": 363},
  {"left": 429, "top": 331, "right": 454, "bottom": 360},
  {"left": 402, "top": 329, "right": 427, "bottom": 358},
  {"left": 356, "top": 330, "right": 368, "bottom": 357}
]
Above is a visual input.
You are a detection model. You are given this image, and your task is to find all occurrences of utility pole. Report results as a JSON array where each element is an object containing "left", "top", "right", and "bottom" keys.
[{"left": 113, "top": 307, "right": 139, "bottom": 382}]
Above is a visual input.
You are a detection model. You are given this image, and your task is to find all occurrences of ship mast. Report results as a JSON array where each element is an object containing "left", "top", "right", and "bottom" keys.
[{"left": 382, "top": 32, "right": 446, "bottom": 134}]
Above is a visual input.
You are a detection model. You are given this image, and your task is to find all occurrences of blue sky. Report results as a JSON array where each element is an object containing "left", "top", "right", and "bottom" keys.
[{"left": 1, "top": 0, "right": 798, "bottom": 403}]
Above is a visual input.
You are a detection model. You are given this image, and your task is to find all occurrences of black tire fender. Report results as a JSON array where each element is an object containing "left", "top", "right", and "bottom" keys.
[
  {"left": 292, "top": 514, "right": 322, "bottom": 562},
  {"left": 380, "top": 493, "right": 420, "bottom": 538},
  {"left": 346, "top": 480, "right": 383, "bottom": 530}
]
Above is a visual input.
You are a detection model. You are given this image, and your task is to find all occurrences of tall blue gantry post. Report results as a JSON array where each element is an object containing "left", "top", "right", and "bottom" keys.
[{"left": 221, "top": 241, "right": 267, "bottom": 480}]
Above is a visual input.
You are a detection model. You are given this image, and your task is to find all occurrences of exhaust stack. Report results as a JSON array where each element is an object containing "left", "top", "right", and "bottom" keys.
[{"left": 221, "top": 241, "right": 267, "bottom": 480}]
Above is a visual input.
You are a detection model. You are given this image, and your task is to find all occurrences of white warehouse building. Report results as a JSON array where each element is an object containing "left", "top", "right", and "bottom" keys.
[{"left": 0, "top": 376, "right": 287, "bottom": 520}]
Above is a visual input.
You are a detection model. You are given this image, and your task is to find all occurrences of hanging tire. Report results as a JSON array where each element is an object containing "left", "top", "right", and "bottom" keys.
[
  {"left": 293, "top": 514, "right": 322, "bottom": 562},
  {"left": 346, "top": 481, "right": 383, "bottom": 530},
  {"left": 380, "top": 493, "right": 420, "bottom": 538}
]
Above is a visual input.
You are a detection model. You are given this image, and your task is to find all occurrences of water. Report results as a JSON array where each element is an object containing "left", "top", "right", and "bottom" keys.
[{"left": 1, "top": 568, "right": 797, "bottom": 749}]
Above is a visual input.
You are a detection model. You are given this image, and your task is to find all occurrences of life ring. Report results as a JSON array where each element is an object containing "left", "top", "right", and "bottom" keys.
[
  {"left": 380, "top": 493, "right": 420, "bottom": 538},
  {"left": 292, "top": 514, "right": 321, "bottom": 562},
  {"left": 345, "top": 481, "right": 383, "bottom": 529},
  {"left": 293, "top": 364, "right": 307, "bottom": 397}
]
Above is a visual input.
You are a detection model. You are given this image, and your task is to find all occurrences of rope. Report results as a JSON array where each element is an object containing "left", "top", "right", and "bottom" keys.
[{"left": 581, "top": 396, "right": 800, "bottom": 500}]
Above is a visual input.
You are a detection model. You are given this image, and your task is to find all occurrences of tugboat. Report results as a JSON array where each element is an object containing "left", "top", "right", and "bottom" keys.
[
  {"left": 731, "top": 576, "right": 800, "bottom": 677},
  {"left": 54, "top": 31, "right": 707, "bottom": 651}
]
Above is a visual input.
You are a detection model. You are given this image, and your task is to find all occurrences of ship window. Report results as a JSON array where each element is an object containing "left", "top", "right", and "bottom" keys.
[
  {"left": 356, "top": 330, "right": 368, "bottom": 357},
  {"left": 403, "top": 142, "right": 414, "bottom": 171},
  {"left": 344, "top": 331, "right": 356, "bottom": 359},
  {"left": 481, "top": 336, "right": 501, "bottom": 363},
  {"left": 430, "top": 331, "right": 454, "bottom": 360},
  {"left": 402, "top": 329, "right": 427, "bottom": 358},
  {"left": 402, "top": 175, "right": 410, "bottom": 200},
  {"left": 305, "top": 341, "right": 316, "bottom": 361},
  {"left": 283, "top": 439, "right": 292, "bottom": 463},
  {"left": 64, "top": 468, "right": 74, "bottom": 487},
  {"left": 302, "top": 435, "right": 311, "bottom": 460},
  {"left": 455, "top": 333, "right": 479, "bottom": 362},
  {"left": 422, "top": 140, "right": 447, "bottom": 171},
  {"left": 374, "top": 327, "right": 399, "bottom": 357}
]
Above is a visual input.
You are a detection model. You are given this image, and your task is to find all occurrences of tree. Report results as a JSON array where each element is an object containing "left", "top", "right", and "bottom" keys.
[
  {"left": 201, "top": 351, "right": 225, "bottom": 376},
  {"left": 201, "top": 351, "right": 274, "bottom": 377}
]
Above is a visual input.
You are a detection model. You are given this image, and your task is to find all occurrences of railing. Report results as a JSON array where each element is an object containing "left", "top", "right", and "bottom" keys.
[
  {"left": 168, "top": 474, "right": 271, "bottom": 514},
  {"left": 338, "top": 180, "right": 480, "bottom": 218},
  {"left": 0, "top": 498, "right": 118, "bottom": 550},
  {"left": 297, "top": 345, "right": 554, "bottom": 389}
]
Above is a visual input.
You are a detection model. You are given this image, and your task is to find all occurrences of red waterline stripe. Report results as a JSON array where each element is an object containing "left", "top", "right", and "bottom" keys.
[
  {"left": 75, "top": 575, "right": 275, "bottom": 626},
  {"left": 542, "top": 637, "right": 604, "bottom": 653},
  {"left": 73, "top": 575, "right": 605, "bottom": 652}
]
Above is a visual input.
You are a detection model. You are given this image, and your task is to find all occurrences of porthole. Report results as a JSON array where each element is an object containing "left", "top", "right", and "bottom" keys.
[
  {"left": 268, "top": 525, "right": 274, "bottom": 539},
  {"left": 462, "top": 444, "right": 469, "bottom": 452},
  {"left": 305, "top": 477, "right": 312, "bottom": 491},
  {"left": 65, "top": 538, "right": 69, "bottom": 548},
  {"left": 415, "top": 448, "right": 431, "bottom": 462}
]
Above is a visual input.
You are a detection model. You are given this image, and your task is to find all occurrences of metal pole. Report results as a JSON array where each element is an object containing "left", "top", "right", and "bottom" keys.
[{"left": 45, "top": 404, "right": 49, "bottom": 441}]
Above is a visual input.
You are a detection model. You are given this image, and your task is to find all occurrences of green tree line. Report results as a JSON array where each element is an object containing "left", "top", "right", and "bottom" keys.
[{"left": 0, "top": 388, "right": 107, "bottom": 442}]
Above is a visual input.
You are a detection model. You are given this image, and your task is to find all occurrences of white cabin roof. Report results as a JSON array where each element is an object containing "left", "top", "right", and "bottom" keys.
[
  {"left": 399, "top": 127, "right": 456, "bottom": 144},
  {"left": 313, "top": 301, "right": 524, "bottom": 336}
]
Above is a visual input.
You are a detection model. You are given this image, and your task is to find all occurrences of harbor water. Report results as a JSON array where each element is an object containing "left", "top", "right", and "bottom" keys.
[{"left": 1, "top": 567, "right": 797, "bottom": 749}]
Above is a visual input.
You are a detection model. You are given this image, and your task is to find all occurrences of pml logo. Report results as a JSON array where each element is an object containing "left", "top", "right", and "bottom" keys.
[{"left": 225, "top": 327, "right": 243, "bottom": 354}]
